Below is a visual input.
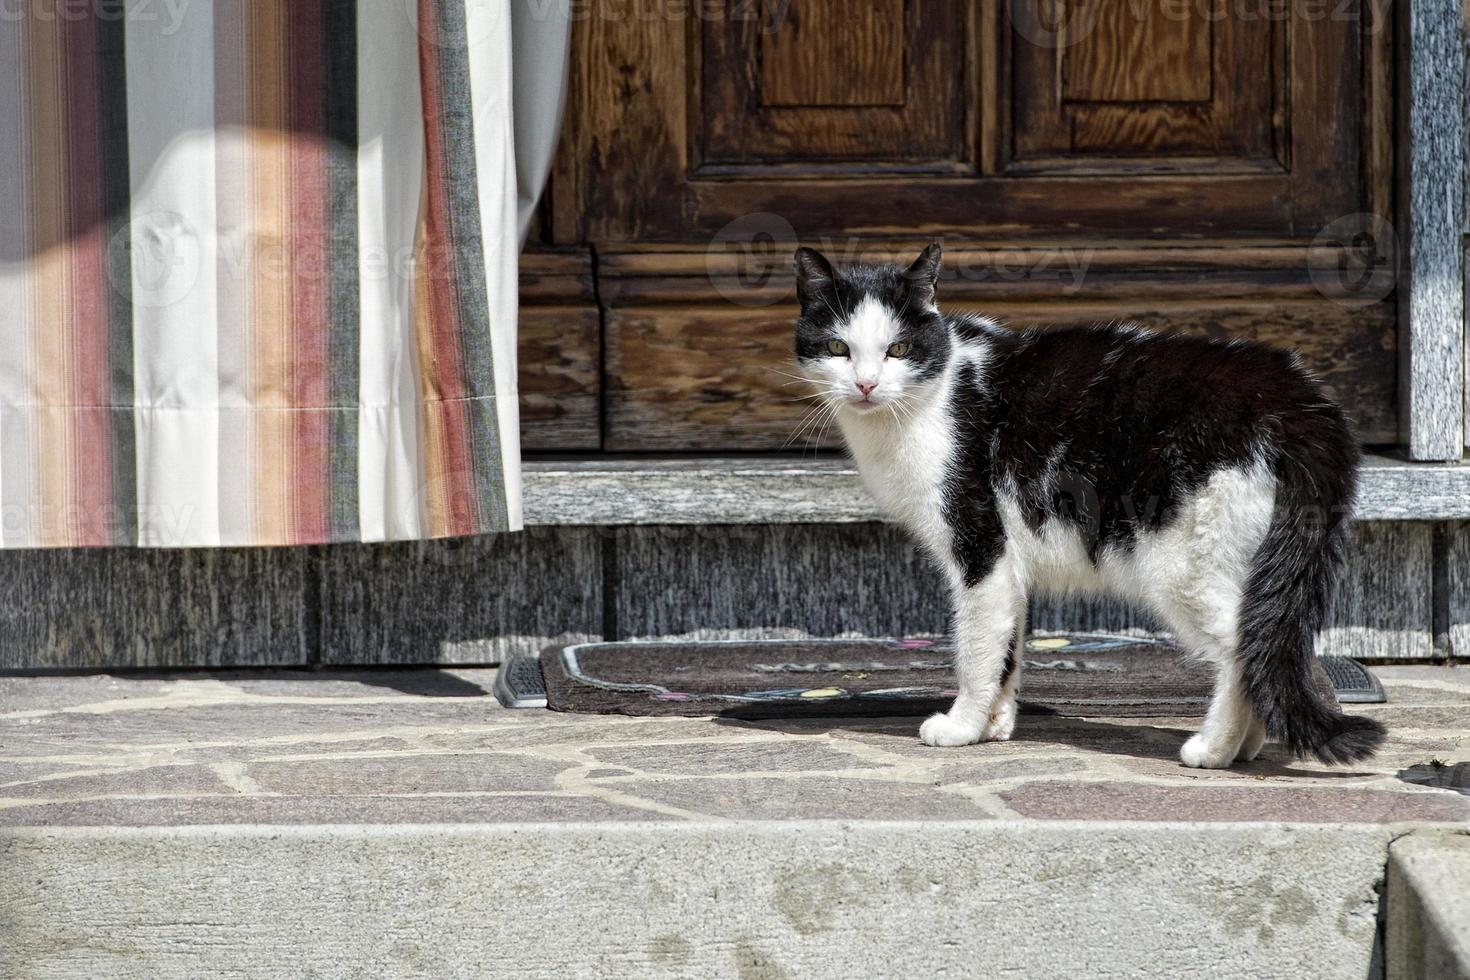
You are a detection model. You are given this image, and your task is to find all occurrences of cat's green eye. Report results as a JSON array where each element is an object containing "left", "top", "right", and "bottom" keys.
[
  {"left": 886, "top": 342, "right": 911, "bottom": 358},
  {"left": 827, "top": 339, "right": 849, "bottom": 357}
]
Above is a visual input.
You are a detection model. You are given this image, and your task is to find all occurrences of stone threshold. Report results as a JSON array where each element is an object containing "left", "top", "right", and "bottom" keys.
[
  {"left": 0, "top": 665, "right": 1466, "bottom": 977},
  {"left": 522, "top": 452, "right": 1470, "bottom": 526}
]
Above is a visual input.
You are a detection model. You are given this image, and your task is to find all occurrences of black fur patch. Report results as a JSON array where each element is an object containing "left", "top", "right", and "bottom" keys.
[
  {"left": 792, "top": 246, "right": 1383, "bottom": 764},
  {"left": 942, "top": 324, "right": 1358, "bottom": 587}
]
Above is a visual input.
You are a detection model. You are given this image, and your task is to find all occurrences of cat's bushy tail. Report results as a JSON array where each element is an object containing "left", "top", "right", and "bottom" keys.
[{"left": 1238, "top": 433, "right": 1387, "bottom": 766}]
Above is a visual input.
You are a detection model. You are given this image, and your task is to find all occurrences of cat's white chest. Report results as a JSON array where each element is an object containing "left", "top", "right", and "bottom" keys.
[{"left": 840, "top": 406, "right": 956, "bottom": 572}]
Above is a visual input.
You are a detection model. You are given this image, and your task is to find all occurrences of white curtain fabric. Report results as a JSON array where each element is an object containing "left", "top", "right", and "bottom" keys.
[{"left": 0, "top": 0, "right": 567, "bottom": 548}]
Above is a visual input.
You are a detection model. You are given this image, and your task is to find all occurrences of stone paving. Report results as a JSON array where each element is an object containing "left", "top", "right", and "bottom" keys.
[{"left": 2, "top": 665, "right": 1468, "bottom": 827}]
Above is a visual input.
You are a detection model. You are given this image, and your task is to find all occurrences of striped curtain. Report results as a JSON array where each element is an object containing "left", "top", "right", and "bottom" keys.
[{"left": 0, "top": 0, "right": 535, "bottom": 547}]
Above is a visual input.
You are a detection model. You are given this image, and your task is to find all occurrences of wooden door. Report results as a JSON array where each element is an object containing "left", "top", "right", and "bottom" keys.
[{"left": 517, "top": 0, "right": 1394, "bottom": 452}]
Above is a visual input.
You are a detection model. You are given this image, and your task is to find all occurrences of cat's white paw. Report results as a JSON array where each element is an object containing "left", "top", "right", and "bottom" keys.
[
  {"left": 919, "top": 712, "right": 984, "bottom": 747},
  {"left": 1180, "top": 733, "right": 1237, "bottom": 769},
  {"left": 982, "top": 699, "right": 1018, "bottom": 742}
]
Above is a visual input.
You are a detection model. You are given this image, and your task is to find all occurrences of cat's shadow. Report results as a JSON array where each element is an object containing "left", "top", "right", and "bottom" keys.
[{"left": 710, "top": 713, "right": 1374, "bottom": 780}]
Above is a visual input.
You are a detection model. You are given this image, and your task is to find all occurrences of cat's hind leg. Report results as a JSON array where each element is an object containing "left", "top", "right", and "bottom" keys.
[
  {"left": 920, "top": 558, "right": 1025, "bottom": 747},
  {"left": 1178, "top": 653, "right": 1256, "bottom": 769},
  {"left": 1143, "top": 575, "right": 1257, "bottom": 769}
]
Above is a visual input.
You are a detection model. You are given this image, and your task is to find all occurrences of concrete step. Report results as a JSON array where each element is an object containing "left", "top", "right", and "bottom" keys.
[
  {"left": 1389, "top": 831, "right": 1470, "bottom": 979},
  {"left": 2, "top": 667, "right": 1468, "bottom": 978}
]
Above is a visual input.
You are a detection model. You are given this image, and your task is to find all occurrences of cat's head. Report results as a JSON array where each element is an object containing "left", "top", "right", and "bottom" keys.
[{"left": 792, "top": 243, "right": 950, "bottom": 416}]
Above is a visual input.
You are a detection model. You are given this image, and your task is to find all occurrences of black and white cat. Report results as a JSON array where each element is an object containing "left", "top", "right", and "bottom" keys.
[{"left": 793, "top": 243, "right": 1386, "bottom": 768}]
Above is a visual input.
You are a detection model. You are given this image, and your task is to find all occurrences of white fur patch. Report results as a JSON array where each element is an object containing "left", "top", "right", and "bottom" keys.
[
  {"left": 825, "top": 323, "right": 1282, "bottom": 766},
  {"left": 802, "top": 296, "right": 932, "bottom": 411}
]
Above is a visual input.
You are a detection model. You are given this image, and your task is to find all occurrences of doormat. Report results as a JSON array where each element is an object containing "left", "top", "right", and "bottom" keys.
[{"left": 536, "top": 633, "right": 1346, "bottom": 719}]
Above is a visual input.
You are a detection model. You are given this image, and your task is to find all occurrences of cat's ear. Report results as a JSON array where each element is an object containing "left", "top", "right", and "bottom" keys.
[
  {"left": 794, "top": 247, "right": 838, "bottom": 312},
  {"left": 897, "top": 242, "right": 942, "bottom": 309}
]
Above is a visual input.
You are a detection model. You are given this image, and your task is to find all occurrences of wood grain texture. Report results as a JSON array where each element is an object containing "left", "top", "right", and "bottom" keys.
[
  {"left": 0, "top": 548, "right": 309, "bottom": 669},
  {"left": 1396, "top": 0, "right": 1465, "bottom": 458},
  {"left": 1063, "top": 0, "right": 1210, "bottom": 102},
  {"left": 1029, "top": 593, "right": 1158, "bottom": 636},
  {"left": 518, "top": 250, "right": 601, "bottom": 450},
  {"left": 1013, "top": 0, "right": 1281, "bottom": 167},
  {"left": 599, "top": 242, "right": 1396, "bottom": 305},
  {"left": 760, "top": 0, "right": 905, "bottom": 106},
  {"left": 605, "top": 305, "right": 820, "bottom": 452},
  {"left": 603, "top": 298, "right": 1396, "bottom": 450},
  {"left": 700, "top": 0, "right": 968, "bottom": 167},
  {"left": 613, "top": 520, "right": 1433, "bottom": 661},
  {"left": 547, "top": 0, "right": 686, "bottom": 243},
  {"left": 318, "top": 527, "right": 602, "bottom": 665},
  {"left": 684, "top": 175, "right": 1316, "bottom": 239},
  {"left": 520, "top": 455, "right": 1470, "bottom": 526},
  {"left": 1447, "top": 521, "right": 1470, "bottom": 659},
  {"left": 1320, "top": 521, "right": 1435, "bottom": 660},
  {"left": 1068, "top": 105, "right": 1253, "bottom": 157},
  {"left": 1353, "top": 456, "right": 1470, "bottom": 520},
  {"left": 613, "top": 523, "right": 950, "bottom": 641},
  {"left": 522, "top": 457, "right": 878, "bottom": 526},
  {"left": 519, "top": 307, "right": 600, "bottom": 450}
]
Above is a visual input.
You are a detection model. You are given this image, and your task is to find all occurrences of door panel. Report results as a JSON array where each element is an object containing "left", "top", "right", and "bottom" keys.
[
  {"left": 1011, "top": 0, "right": 1281, "bottom": 169},
  {"left": 527, "top": 0, "right": 1395, "bottom": 453},
  {"left": 699, "top": 0, "right": 970, "bottom": 171}
]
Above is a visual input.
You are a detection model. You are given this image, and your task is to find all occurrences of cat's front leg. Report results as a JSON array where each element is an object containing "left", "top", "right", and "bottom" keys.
[{"left": 920, "top": 559, "right": 1025, "bottom": 747}]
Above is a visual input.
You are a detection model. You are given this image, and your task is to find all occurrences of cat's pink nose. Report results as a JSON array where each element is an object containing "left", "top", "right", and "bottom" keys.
[{"left": 856, "top": 381, "right": 878, "bottom": 398}]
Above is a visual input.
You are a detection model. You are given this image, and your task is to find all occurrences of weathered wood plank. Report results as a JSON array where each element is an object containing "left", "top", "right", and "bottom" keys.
[
  {"left": 519, "top": 306, "right": 600, "bottom": 450},
  {"left": 613, "top": 523, "right": 949, "bottom": 641},
  {"left": 1320, "top": 522, "right": 1434, "bottom": 660},
  {"left": 604, "top": 299, "right": 1396, "bottom": 450},
  {"left": 1028, "top": 594, "right": 1158, "bottom": 637},
  {"left": 524, "top": 458, "right": 877, "bottom": 526},
  {"left": 318, "top": 528, "right": 602, "bottom": 664},
  {"left": 521, "top": 455, "right": 1470, "bottom": 526},
  {"left": 1354, "top": 456, "right": 1470, "bottom": 520},
  {"left": 598, "top": 242, "right": 1395, "bottom": 307},
  {"left": 518, "top": 250, "right": 600, "bottom": 450},
  {"left": 546, "top": 0, "right": 686, "bottom": 243},
  {"left": 1446, "top": 521, "right": 1470, "bottom": 659},
  {"left": 1062, "top": 0, "right": 1211, "bottom": 103},
  {"left": 611, "top": 520, "right": 1432, "bottom": 661},
  {"left": 1398, "top": 0, "right": 1465, "bottom": 458},
  {"left": 0, "top": 549, "right": 310, "bottom": 670}
]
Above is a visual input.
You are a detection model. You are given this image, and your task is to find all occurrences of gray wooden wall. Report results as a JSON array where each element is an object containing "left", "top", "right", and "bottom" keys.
[{"left": 0, "top": 520, "right": 1462, "bottom": 670}]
